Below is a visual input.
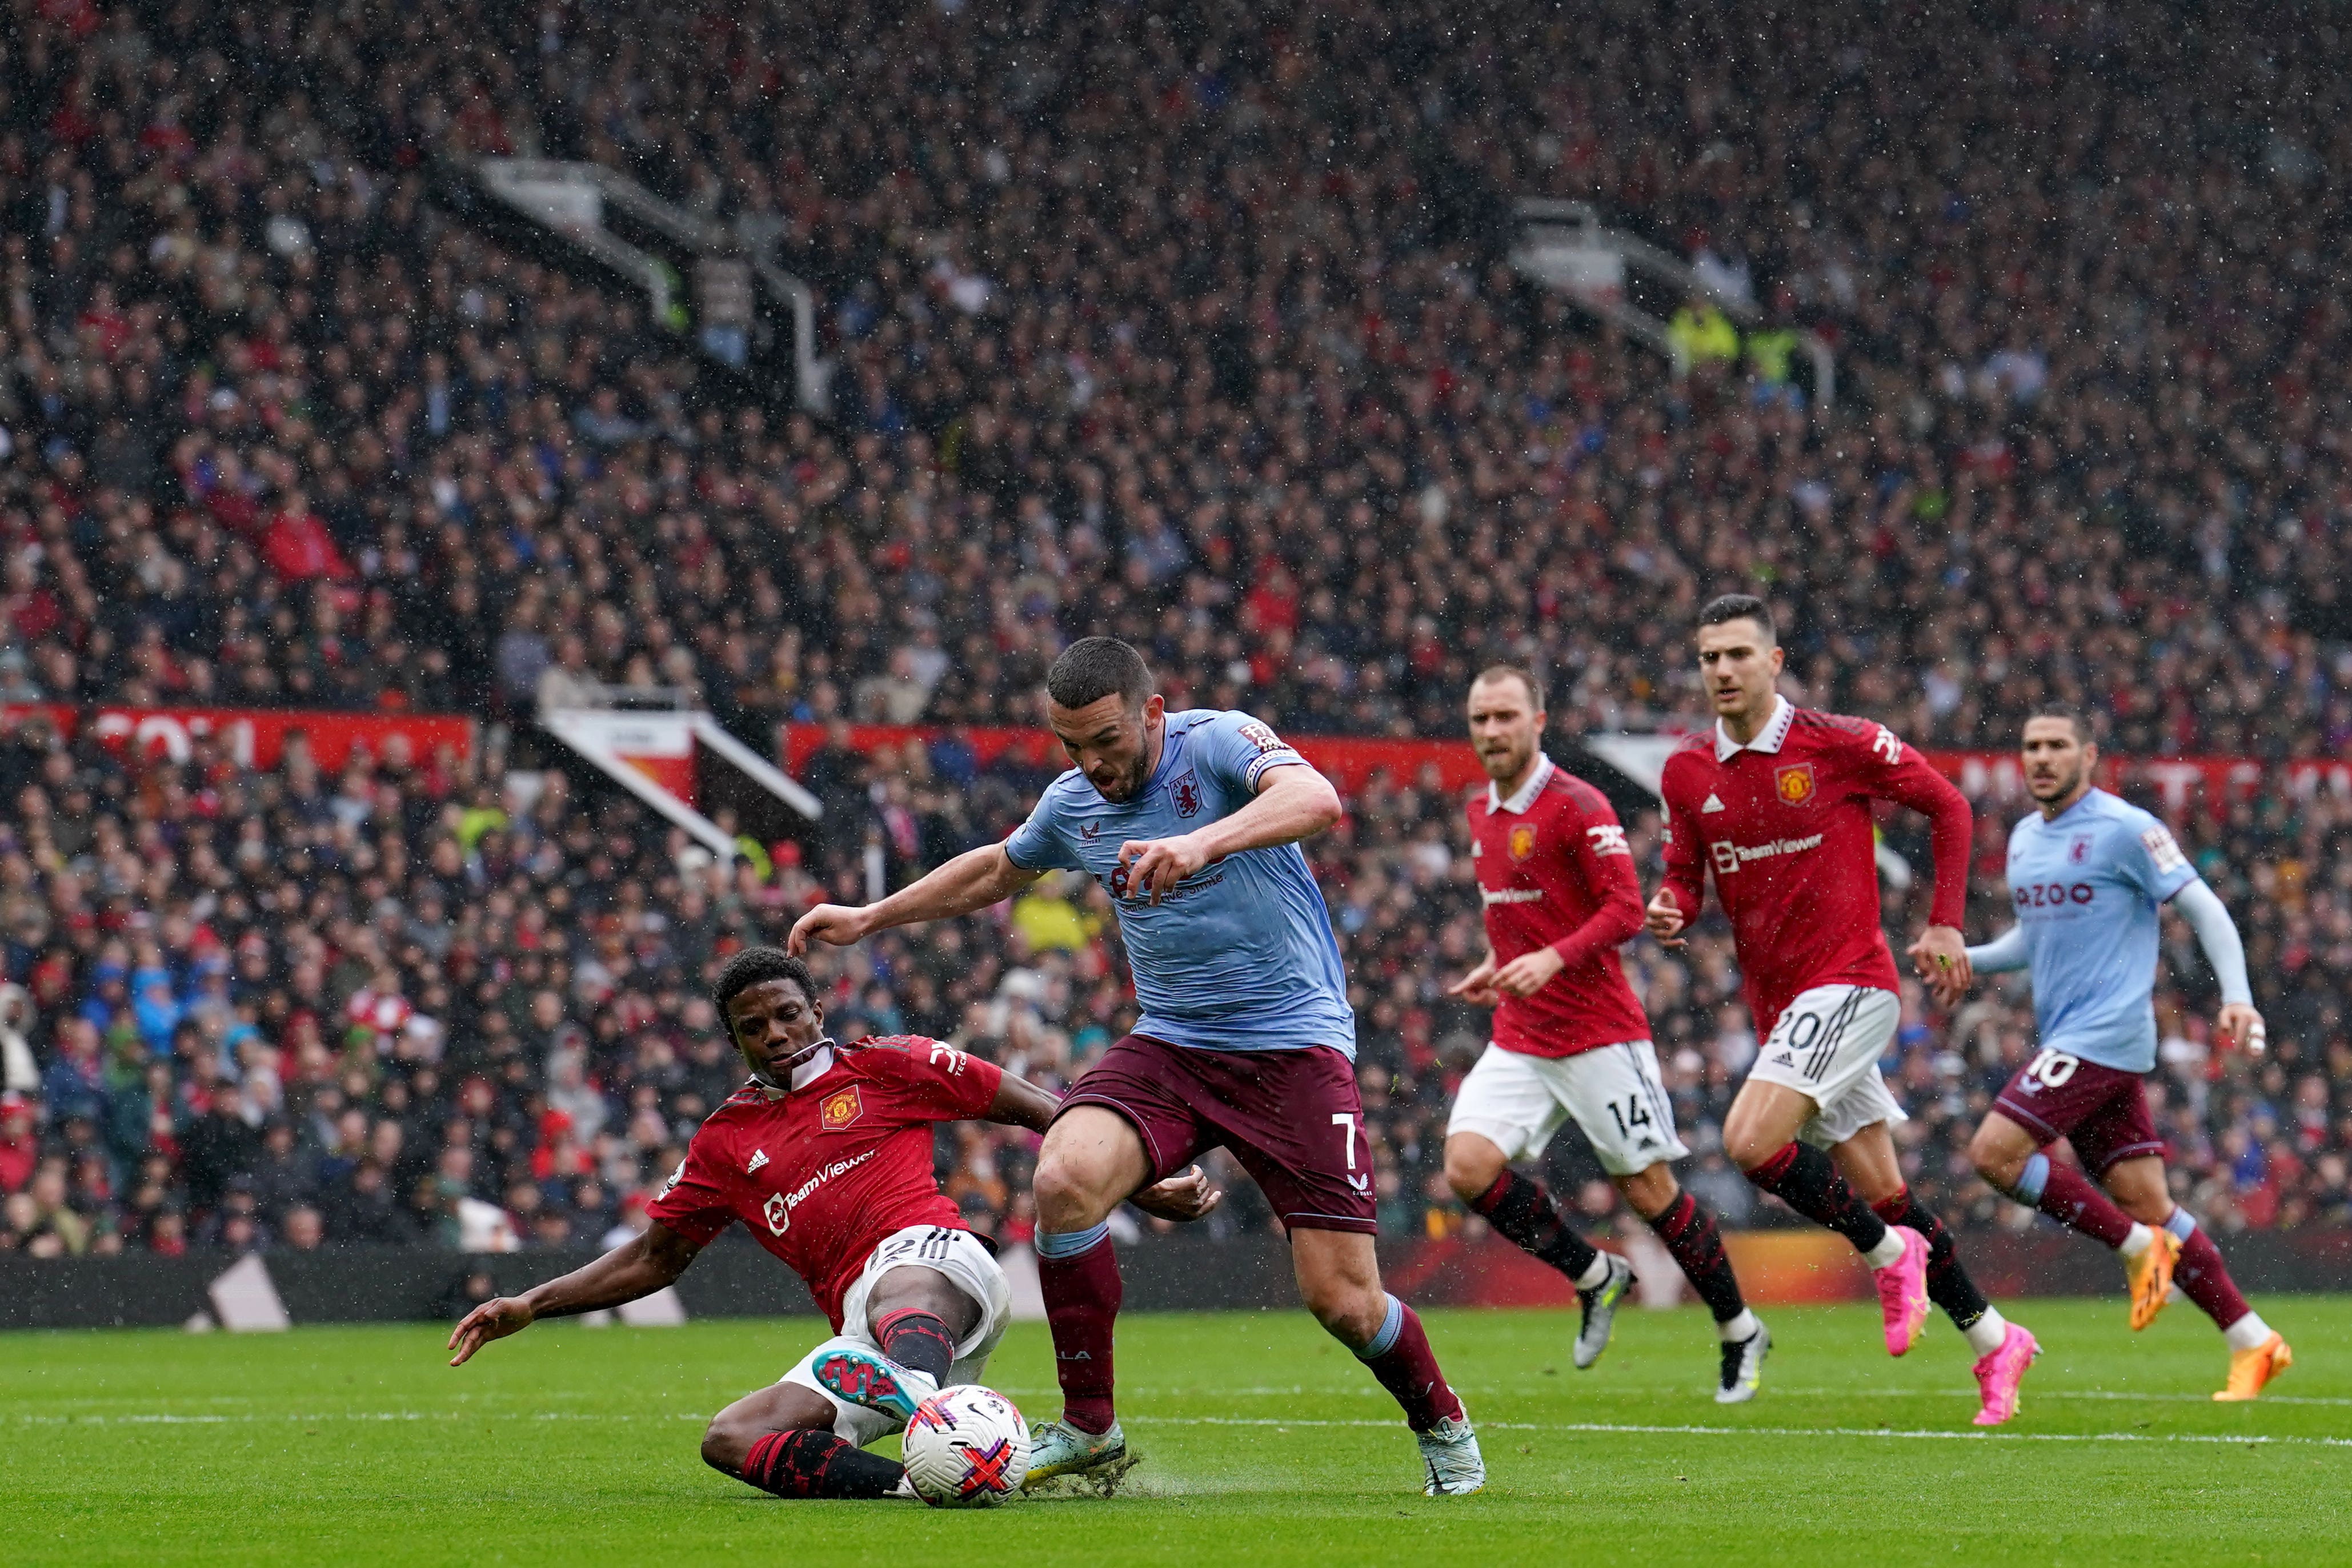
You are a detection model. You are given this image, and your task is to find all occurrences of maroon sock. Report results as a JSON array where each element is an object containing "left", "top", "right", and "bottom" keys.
[
  {"left": 736, "top": 1428, "right": 903, "bottom": 1499},
  {"left": 1645, "top": 1190, "right": 1747, "bottom": 1323},
  {"left": 1745, "top": 1142, "right": 1890, "bottom": 1255},
  {"left": 1037, "top": 1230, "right": 1123, "bottom": 1434},
  {"left": 1872, "top": 1188, "right": 1991, "bottom": 1332},
  {"left": 2172, "top": 1219, "right": 2254, "bottom": 1332},
  {"left": 1469, "top": 1169, "right": 1601, "bottom": 1281},
  {"left": 1355, "top": 1296, "right": 1461, "bottom": 1432},
  {"left": 2030, "top": 1162, "right": 2139, "bottom": 1249},
  {"left": 874, "top": 1308, "right": 956, "bottom": 1384}
]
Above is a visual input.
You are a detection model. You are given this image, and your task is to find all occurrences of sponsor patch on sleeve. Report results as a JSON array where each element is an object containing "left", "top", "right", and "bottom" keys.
[
  {"left": 1585, "top": 824, "right": 1630, "bottom": 857},
  {"left": 1237, "top": 719, "right": 1288, "bottom": 755},
  {"left": 2141, "top": 824, "right": 2187, "bottom": 875}
]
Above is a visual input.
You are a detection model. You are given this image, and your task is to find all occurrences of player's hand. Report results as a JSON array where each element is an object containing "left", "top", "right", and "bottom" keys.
[
  {"left": 1445, "top": 953, "right": 1501, "bottom": 1007},
  {"left": 1908, "top": 924, "right": 1973, "bottom": 1007},
  {"left": 1490, "top": 946, "right": 1568, "bottom": 998},
  {"left": 2217, "top": 1002, "right": 2266, "bottom": 1055},
  {"left": 1131, "top": 1164, "right": 1223, "bottom": 1222},
  {"left": 1644, "top": 887, "right": 1687, "bottom": 948},
  {"left": 1116, "top": 832, "right": 1208, "bottom": 905},
  {"left": 787, "top": 902, "right": 872, "bottom": 955},
  {"left": 447, "top": 1296, "right": 535, "bottom": 1366}
]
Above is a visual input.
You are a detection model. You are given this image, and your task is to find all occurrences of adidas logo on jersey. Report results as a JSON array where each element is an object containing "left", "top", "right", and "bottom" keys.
[
  {"left": 746, "top": 1149, "right": 769, "bottom": 1175},
  {"left": 1702, "top": 793, "right": 1726, "bottom": 813}
]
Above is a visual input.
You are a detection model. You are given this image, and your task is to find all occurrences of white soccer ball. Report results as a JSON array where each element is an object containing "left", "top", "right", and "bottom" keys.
[{"left": 899, "top": 1383, "right": 1031, "bottom": 1508}]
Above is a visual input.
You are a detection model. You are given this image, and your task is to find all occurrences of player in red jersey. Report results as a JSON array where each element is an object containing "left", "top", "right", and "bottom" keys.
[
  {"left": 1643, "top": 596, "right": 2040, "bottom": 1425},
  {"left": 447, "top": 948, "right": 1216, "bottom": 1500},
  {"left": 1444, "top": 666, "right": 1767, "bottom": 1401}
]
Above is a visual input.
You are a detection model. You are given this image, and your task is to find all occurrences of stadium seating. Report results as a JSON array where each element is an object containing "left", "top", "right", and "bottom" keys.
[{"left": 1, "top": 0, "right": 2347, "bottom": 1257}]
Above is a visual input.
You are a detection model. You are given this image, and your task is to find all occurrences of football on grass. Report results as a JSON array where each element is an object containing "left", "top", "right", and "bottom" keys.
[{"left": 901, "top": 1384, "right": 1031, "bottom": 1507}]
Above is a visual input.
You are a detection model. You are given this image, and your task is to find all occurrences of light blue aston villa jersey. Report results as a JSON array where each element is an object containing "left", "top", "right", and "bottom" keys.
[
  {"left": 1003, "top": 709, "right": 1356, "bottom": 1056},
  {"left": 1997, "top": 788, "right": 2199, "bottom": 1072}
]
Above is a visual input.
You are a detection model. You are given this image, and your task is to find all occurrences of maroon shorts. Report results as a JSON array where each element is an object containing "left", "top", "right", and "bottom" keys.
[
  {"left": 1057, "top": 1034, "right": 1378, "bottom": 1234},
  {"left": 1992, "top": 1050, "right": 2167, "bottom": 1177}
]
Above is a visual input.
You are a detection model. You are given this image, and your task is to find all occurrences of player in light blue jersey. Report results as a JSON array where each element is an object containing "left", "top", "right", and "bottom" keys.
[
  {"left": 790, "top": 637, "right": 1484, "bottom": 1495},
  {"left": 1931, "top": 707, "right": 2290, "bottom": 1400}
]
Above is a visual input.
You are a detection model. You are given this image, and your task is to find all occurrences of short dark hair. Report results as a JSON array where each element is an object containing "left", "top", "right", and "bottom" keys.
[
  {"left": 712, "top": 947, "right": 816, "bottom": 1020},
  {"left": 2025, "top": 703, "right": 2090, "bottom": 742},
  {"left": 1046, "top": 636, "right": 1152, "bottom": 711},
  {"left": 1698, "top": 593, "right": 1776, "bottom": 645},
  {"left": 1472, "top": 663, "right": 1545, "bottom": 711}
]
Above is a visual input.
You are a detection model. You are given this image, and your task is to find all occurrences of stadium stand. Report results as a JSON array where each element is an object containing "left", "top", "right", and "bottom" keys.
[{"left": 1, "top": 0, "right": 2348, "bottom": 1258}]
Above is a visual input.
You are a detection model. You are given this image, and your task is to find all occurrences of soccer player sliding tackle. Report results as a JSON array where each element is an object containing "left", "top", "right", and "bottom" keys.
[
  {"left": 793, "top": 637, "right": 1486, "bottom": 1497},
  {"left": 1938, "top": 708, "right": 2289, "bottom": 1400},
  {"left": 1444, "top": 665, "right": 1768, "bottom": 1401},
  {"left": 1644, "top": 596, "right": 2039, "bottom": 1425},
  {"left": 445, "top": 948, "right": 1217, "bottom": 1500}
]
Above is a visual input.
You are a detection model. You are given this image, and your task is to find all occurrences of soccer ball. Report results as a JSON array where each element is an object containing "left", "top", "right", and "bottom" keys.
[{"left": 899, "top": 1384, "right": 1031, "bottom": 1508}]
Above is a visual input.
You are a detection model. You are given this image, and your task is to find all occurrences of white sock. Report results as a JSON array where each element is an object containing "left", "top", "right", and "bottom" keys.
[
  {"left": 1573, "top": 1253, "right": 1612, "bottom": 1291},
  {"left": 2224, "top": 1313, "right": 2274, "bottom": 1353},
  {"left": 2118, "top": 1224, "right": 2154, "bottom": 1257},
  {"left": 1862, "top": 1229, "right": 1908, "bottom": 1270},
  {"left": 1717, "top": 1308, "right": 1761, "bottom": 1344},
  {"left": 1964, "top": 1308, "right": 2009, "bottom": 1358}
]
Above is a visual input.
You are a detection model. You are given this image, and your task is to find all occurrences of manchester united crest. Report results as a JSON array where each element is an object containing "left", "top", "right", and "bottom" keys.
[
  {"left": 1774, "top": 764, "right": 1817, "bottom": 806},
  {"left": 1506, "top": 824, "right": 1538, "bottom": 861},
  {"left": 819, "top": 1085, "right": 864, "bottom": 1132}
]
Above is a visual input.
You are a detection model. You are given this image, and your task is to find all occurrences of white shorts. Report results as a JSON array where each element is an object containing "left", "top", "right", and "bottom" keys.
[
  {"left": 1745, "top": 984, "right": 1909, "bottom": 1149},
  {"left": 1447, "top": 1041, "right": 1690, "bottom": 1176},
  {"left": 780, "top": 1224, "right": 1012, "bottom": 1449}
]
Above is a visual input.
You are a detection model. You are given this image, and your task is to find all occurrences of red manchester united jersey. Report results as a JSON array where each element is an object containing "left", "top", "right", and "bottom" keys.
[
  {"left": 1658, "top": 699, "right": 1972, "bottom": 1039},
  {"left": 1468, "top": 756, "right": 1650, "bottom": 1056},
  {"left": 647, "top": 1035, "right": 1003, "bottom": 1329}
]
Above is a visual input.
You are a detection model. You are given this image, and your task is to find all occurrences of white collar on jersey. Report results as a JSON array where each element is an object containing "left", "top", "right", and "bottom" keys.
[
  {"left": 1714, "top": 694, "right": 1795, "bottom": 761},
  {"left": 751, "top": 1040, "right": 838, "bottom": 1098},
  {"left": 1487, "top": 753, "right": 1556, "bottom": 815}
]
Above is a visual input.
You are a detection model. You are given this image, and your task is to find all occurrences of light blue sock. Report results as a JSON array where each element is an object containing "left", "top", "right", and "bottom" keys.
[
  {"left": 1356, "top": 1293, "right": 1405, "bottom": 1360},
  {"left": 1034, "top": 1222, "right": 1110, "bottom": 1260},
  {"left": 2164, "top": 1208, "right": 2197, "bottom": 1243},
  {"left": 2014, "top": 1152, "right": 2050, "bottom": 1204}
]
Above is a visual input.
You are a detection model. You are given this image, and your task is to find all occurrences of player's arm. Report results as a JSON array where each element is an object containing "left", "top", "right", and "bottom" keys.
[
  {"left": 1645, "top": 771, "right": 1708, "bottom": 947},
  {"left": 1858, "top": 726, "right": 1977, "bottom": 994},
  {"left": 2170, "top": 879, "right": 2263, "bottom": 1054},
  {"left": 1119, "top": 760, "right": 1341, "bottom": 905},
  {"left": 446, "top": 1221, "right": 702, "bottom": 1366},
  {"left": 985, "top": 1069, "right": 1223, "bottom": 1222},
  {"left": 790, "top": 841, "right": 1043, "bottom": 953},
  {"left": 1963, "top": 923, "right": 2030, "bottom": 975},
  {"left": 1492, "top": 808, "right": 1645, "bottom": 998}
]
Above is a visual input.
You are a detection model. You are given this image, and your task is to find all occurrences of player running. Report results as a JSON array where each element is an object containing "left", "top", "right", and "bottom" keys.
[
  {"left": 1941, "top": 708, "right": 2290, "bottom": 1400},
  {"left": 446, "top": 947, "right": 1216, "bottom": 1500},
  {"left": 1444, "top": 664, "right": 1769, "bottom": 1401},
  {"left": 1644, "top": 595, "right": 2039, "bottom": 1426},
  {"left": 791, "top": 636, "right": 1486, "bottom": 1497}
]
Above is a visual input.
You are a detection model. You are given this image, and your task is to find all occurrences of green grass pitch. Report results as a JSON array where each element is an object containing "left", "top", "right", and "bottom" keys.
[{"left": 6, "top": 1298, "right": 2349, "bottom": 1566}]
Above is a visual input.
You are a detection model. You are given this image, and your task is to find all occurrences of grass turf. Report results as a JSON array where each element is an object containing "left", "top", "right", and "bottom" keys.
[{"left": 4, "top": 1297, "right": 2347, "bottom": 1567}]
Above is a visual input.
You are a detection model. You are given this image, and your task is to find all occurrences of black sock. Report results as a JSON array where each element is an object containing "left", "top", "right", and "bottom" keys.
[
  {"left": 1646, "top": 1190, "right": 1748, "bottom": 1324},
  {"left": 738, "top": 1428, "right": 903, "bottom": 1499},
  {"left": 1873, "top": 1189, "right": 1989, "bottom": 1331},
  {"left": 875, "top": 1308, "right": 957, "bottom": 1383},
  {"left": 1746, "top": 1143, "right": 1890, "bottom": 1256},
  {"left": 1469, "top": 1169, "right": 1600, "bottom": 1282}
]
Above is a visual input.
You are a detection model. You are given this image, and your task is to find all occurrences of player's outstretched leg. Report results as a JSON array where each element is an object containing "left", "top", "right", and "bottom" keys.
[
  {"left": 1732, "top": 1137, "right": 1928, "bottom": 1355},
  {"left": 702, "top": 1385, "right": 907, "bottom": 1501},
  {"left": 1445, "top": 1134, "right": 1629, "bottom": 1369},
  {"left": 1972, "top": 1115, "right": 2181, "bottom": 1329},
  {"left": 1024, "top": 1108, "right": 1147, "bottom": 1489},
  {"left": 1293, "top": 1229, "right": 1484, "bottom": 1496},
  {"left": 1628, "top": 1173, "right": 1767, "bottom": 1402},
  {"left": 2161, "top": 1209, "right": 2293, "bottom": 1399}
]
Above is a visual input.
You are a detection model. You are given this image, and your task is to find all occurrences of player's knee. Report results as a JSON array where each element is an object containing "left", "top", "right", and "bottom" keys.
[
  {"left": 700, "top": 1413, "right": 753, "bottom": 1475},
  {"left": 1617, "top": 1165, "right": 1679, "bottom": 1218},
  {"left": 1967, "top": 1129, "right": 2026, "bottom": 1190},
  {"left": 1441, "top": 1136, "right": 1502, "bottom": 1202},
  {"left": 1300, "top": 1277, "right": 1385, "bottom": 1348}
]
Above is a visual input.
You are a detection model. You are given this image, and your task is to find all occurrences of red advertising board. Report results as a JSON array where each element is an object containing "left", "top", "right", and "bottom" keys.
[{"left": 2, "top": 703, "right": 476, "bottom": 772}]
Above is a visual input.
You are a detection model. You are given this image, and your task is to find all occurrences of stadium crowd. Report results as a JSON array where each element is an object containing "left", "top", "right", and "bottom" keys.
[{"left": 2, "top": 0, "right": 2350, "bottom": 1258}]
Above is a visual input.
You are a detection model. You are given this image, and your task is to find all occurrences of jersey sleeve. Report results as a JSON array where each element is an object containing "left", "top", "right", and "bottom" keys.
[
  {"left": 1657, "top": 755, "right": 1709, "bottom": 920},
  {"left": 1003, "top": 787, "right": 1079, "bottom": 872},
  {"left": 870, "top": 1037, "right": 1007, "bottom": 1122},
  {"left": 644, "top": 1127, "right": 736, "bottom": 1246},
  {"left": 1550, "top": 791, "right": 1646, "bottom": 968},
  {"left": 1837, "top": 719, "right": 1972, "bottom": 928},
  {"left": 2119, "top": 814, "right": 2198, "bottom": 904},
  {"left": 1195, "top": 709, "right": 1310, "bottom": 793}
]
